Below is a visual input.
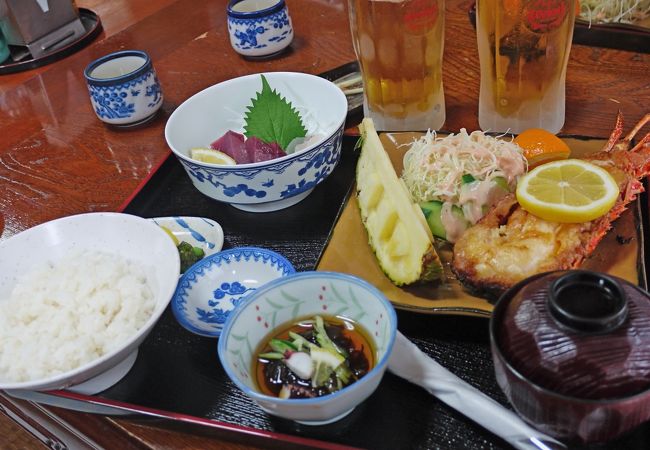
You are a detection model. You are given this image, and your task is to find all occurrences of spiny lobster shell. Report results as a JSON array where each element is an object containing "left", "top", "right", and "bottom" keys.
[{"left": 451, "top": 112, "right": 650, "bottom": 299}]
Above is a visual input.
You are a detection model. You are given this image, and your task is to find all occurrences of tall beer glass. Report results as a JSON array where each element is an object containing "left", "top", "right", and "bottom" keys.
[
  {"left": 476, "top": 0, "right": 576, "bottom": 134},
  {"left": 348, "top": 0, "right": 445, "bottom": 131}
]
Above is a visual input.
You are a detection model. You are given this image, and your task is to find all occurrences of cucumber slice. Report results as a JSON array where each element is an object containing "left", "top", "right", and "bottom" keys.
[
  {"left": 420, "top": 201, "right": 467, "bottom": 241},
  {"left": 461, "top": 174, "right": 476, "bottom": 184},
  {"left": 420, "top": 201, "right": 446, "bottom": 239},
  {"left": 258, "top": 352, "right": 284, "bottom": 360},
  {"left": 269, "top": 338, "right": 297, "bottom": 354},
  {"left": 493, "top": 176, "right": 509, "bottom": 191},
  {"left": 288, "top": 331, "right": 311, "bottom": 351}
]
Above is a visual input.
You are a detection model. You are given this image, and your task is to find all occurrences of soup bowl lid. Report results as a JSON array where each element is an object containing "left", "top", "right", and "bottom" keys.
[{"left": 492, "top": 270, "right": 650, "bottom": 400}]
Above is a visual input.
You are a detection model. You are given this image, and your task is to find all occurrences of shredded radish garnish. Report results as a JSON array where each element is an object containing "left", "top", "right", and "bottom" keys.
[
  {"left": 580, "top": 0, "right": 650, "bottom": 25},
  {"left": 401, "top": 129, "right": 527, "bottom": 204}
]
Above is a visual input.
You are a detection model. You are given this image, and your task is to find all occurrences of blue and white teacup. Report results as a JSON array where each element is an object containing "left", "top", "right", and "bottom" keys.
[
  {"left": 84, "top": 50, "right": 163, "bottom": 127},
  {"left": 227, "top": 0, "right": 294, "bottom": 58}
]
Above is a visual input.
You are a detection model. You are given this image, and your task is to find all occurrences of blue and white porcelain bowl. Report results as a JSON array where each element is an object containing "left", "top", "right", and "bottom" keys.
[
  {"left": 164, "top": 72, "right": 347, "bottom": 213},
  {"left": 218, "top": 271, "right": 397, "bottom": 425},
  {"left": 172, "top": 247, "right": 295, "bottom": 337},
  {"left": 227, "top": 0, "right": 294, "bottom": 58},
  {"left": 84, "top": 50, "right": 164, "bottom": 127}
]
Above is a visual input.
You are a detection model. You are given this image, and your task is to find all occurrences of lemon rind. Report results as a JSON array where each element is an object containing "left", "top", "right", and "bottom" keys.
[{"left": 516, "top": 159, "right": 619, "bottom": 223}]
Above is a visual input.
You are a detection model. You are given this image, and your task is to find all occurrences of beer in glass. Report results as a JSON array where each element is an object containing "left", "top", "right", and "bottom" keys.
[
  {"left": 476, "top": 0, "right": 576, "bottom": 134},
  {"left": 348, "top": 0, "right": 445, "bottom": 131}
]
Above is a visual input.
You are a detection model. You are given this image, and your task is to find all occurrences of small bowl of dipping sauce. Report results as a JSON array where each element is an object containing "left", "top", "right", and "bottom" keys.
[
  {"left": 84, "top": 50, "right": 164, "bottom": 127},
  {"left": 227, "top": 0, "right": 294, "bottom": 58},
  {"left": 218, "top": 271, "right": 397, "bottom": 425}
]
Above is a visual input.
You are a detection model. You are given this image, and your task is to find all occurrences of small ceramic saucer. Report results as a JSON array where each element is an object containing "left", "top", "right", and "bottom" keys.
[
  {"left": 150, "top": 216, "right": 224, "bottom": 259},
  {"left": 171, "top": 247, "right": 295, "bottom": 337},
  {"left": 66, "top": 350, "right": 139, "bottom": 394},
  {"left": 5, "top": 350, "right": 138, "bottom": 399}
]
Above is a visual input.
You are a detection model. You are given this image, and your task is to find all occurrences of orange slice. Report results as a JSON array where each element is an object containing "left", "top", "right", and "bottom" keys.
[{"left": 514, "top": 128, "right": 571, "bottom": 168}]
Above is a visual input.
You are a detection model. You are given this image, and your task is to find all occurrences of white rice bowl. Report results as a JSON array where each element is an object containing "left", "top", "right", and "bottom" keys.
[{"left": 0, "top": 213, "right": 180, "bottom": 391}]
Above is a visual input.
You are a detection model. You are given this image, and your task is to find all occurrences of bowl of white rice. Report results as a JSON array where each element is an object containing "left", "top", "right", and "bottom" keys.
[{"left": 0, "top": 212, "right": 180, "bottom": 392}]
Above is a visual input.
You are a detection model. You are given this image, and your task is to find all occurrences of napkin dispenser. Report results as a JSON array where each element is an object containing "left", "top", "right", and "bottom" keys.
[{"left": 0, "top": 0, "right": 86, "bottom": 58}]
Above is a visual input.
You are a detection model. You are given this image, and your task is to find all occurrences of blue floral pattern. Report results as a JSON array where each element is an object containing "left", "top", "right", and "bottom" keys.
[
  {"left": 195, "top": 281, "right": 255, "bottom": 324},
  {"left": 151, "top": 216, "right": 222, "bottom": 253},
  {"left": 146, "top": 79, "right": 163, "bottom": 107},
  {"left": 228, "top": 6, "right": 293, "bottom": 55},
  {"left": 178, "top": 125, "right": 344, "bottom": 205},
  {"left": 171, "top": 247, "right": 295, "bottom": 337},
  {"left": 88, "top": 69, "right": 163, "bottom": 121}
]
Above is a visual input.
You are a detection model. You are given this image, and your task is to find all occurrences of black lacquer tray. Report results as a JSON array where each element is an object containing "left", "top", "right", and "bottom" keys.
[
  {"left": 12, "top": 59, "right": 648, "bottom": 448},
  {"left": 21, "top": 131, "right": 646, "bottom": 449}
]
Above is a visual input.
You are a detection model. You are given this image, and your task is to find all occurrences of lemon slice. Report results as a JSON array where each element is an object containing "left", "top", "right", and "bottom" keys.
[
  {"left": 190, "top": 148, "right": 236, "bottom": 165},
  {"left": 516, "top": 159, "right": 619, "bottom": 223}
]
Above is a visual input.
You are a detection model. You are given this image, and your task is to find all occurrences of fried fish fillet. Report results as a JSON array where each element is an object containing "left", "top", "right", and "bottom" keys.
[{"left": 451, "top": 194, "right": 597, "bottom": 299}]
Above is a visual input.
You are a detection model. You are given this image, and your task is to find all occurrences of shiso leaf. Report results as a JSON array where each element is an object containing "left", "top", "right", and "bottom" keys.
[{"left": 243, "top": 75, "right": 307, "bottom": 151}]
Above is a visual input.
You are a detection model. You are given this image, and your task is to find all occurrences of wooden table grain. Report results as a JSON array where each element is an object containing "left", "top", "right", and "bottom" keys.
[{"left": 0, "top": 0, "right": 648, "bottom": 448}]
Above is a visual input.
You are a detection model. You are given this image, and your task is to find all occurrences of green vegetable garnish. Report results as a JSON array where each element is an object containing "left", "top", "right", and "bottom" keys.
[
  {"left": 353, "top": 135, "right": 365, "bottom": 151},
  {"left": 269, "top": 338, "right": 297, "bottom": 354},
  {"left": 461, "top": 174, "right": 476, "bottom": 184},
  {"left": 314, "top": 315, "right": 348, "bottom": 358},
  {"left": 310, "top": 345, "right": 344, "bottom": 388},
  {"left": 289, "top": 331, "right": 311, "bottom": 351},
  {"left": 178, "top": 241, "right": 205, "bottom": 273},
  {"left": 243, "top": 75, "right": 307, "bottom": 151},
  {"left": 258, "top": 352, "right": 284, "bottom": 360},
  {"left": 257, "top": 315, "right": 368, "bottom": 396}
]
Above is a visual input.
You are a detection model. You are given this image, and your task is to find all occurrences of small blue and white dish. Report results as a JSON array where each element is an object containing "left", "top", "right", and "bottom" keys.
[
  {"left": 150, "top": 216, "right": 224, "bottom": 261},
  {"left": 227, "top": 0, "right": 294, "bottom": 58},
  {"left": 171, "top": 247, "right": 295, "bottom": 337},
  {"left": 84, "top": 50, "right": 164, "bottom": 127}
]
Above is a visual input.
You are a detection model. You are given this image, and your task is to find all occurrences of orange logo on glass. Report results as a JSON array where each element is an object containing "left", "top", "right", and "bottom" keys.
[
  {"left": 404, "top": 0, "right": 439, "bottom": 33},
  {"left": 524, "top": 0, "right": 568, "bottom": 33}
]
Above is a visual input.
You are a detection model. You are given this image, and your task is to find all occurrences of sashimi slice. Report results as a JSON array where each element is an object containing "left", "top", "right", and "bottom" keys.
[
  {"left": 211, "top": 131, "right": 250, "bottom": 164},
  {"left": 245, "top": 136, "right": 286, "bottom": 163}
]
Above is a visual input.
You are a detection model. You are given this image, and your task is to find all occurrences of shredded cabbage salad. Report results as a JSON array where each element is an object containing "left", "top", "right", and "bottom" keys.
[
  {"left": 401, "top": 129, "right": 527, "bottom": 204},
  {"left": 580, "top": 0, "right": 650, "bottom": 25}
]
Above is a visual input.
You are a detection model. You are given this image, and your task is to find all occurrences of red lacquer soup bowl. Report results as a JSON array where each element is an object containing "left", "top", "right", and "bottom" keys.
[{"left": 490, "top": 270, "right": 650, "bottom": 444}]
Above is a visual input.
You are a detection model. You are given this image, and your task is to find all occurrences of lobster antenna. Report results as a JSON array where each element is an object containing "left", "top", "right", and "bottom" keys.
[
  {"left": 604, "top": 111, "right": 624, "bottom": 153},
  {"left": 624, "top": 113, "right": 650, "bottom": 145}
]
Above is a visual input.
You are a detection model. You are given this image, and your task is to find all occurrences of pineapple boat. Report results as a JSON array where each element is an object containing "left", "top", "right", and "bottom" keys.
[{"left": 356, "top": 119, "right": 444, "bottom": 286}]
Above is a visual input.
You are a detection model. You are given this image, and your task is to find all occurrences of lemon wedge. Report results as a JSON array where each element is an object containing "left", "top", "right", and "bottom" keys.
[
  {"left": 159, "top": 225, "right": 179, "bottom": 246},
  {"left": 516, "top": 159, "right": 619, "bottom": 223},
  {"left": 190, "top": 148, "right": 236, "bottom": 165}
]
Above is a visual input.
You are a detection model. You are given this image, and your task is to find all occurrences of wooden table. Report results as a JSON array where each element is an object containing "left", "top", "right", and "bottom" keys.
[{"left": 0, "top": 0, "right": 648, "bottom": 448}]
